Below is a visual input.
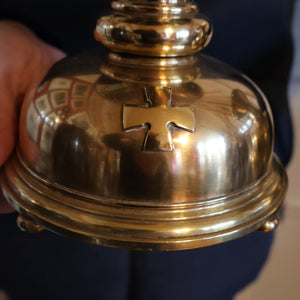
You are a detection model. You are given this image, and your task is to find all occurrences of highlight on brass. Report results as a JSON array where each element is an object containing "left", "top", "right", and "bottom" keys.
[
  {"left": 0, "top": 0, "right": 287, "bottom": 251},
  {"left": 123, "top": 86, "right": 195, "bottom": 151},
  {"left": 94, "top": 0, "right": 212, "bottom": 57}
]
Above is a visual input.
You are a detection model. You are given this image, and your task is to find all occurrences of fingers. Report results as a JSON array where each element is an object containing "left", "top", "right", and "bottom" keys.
[
  {"left": 0, "top": 193, "right": 14, "bottom": 214},
  {"left": 0, "top": 21, "right": 66, "bottom": 214},
  {"left": 0, "top": 83, "right": 18, "bottom": 214},
  {"left": 0, "top": 87, "right": 19, "bottom": 166}
]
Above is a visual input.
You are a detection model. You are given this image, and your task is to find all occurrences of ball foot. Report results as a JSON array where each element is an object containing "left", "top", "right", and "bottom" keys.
[
  {"left": 258, "top": 216, "right": 279, "bottom": 233},
  {"left": 17, "top": 214, "right": 44, "bottom": 233}
]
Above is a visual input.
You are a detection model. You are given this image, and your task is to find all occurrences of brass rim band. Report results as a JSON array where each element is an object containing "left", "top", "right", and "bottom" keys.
[
  {"left": 108, "top": 52, "right": 197, "bottom": 66},
  {"left": 1, "top": 153, "right": 287, "bottom": 251},
  {"left": 111, "top": 1, "right": 198, "bottom": 16}
]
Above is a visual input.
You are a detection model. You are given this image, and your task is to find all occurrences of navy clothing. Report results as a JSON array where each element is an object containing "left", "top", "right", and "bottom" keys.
[
  {"left": 0, "top": 0, "right": 295, "bottom": 299},
  {"left": 0, "top": 214, "right": 274, "bottom": 300}
]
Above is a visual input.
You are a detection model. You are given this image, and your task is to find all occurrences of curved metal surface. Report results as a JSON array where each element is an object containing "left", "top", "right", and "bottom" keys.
[
  {"left": 94, "top": 1, "right": 212, "bottom": 57},
  {"left": 0, "top": 0, "right": 287, "bottom": 250},
  {"left": 16, "top": 49, "right": 274, "bottom": 205},
  {"left": 1, "top": 153, "right": 287, "bottom": 251}
]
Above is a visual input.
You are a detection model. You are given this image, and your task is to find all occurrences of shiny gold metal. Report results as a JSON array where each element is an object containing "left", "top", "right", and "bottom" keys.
[
  {"left": 94, "top": 0, "right": 212, "bottom": 57},
  {"left": 258, "top": 216, "right": 280, "bottom": 233},
  {"left": 0, "top": 0, "right": 287, "bottom": 251},
  {"left": 17, "top": 214, "right": 44, "bottom": 234},
  {"left": 123, "top": 86, "right": 195, "bottom": 151}
]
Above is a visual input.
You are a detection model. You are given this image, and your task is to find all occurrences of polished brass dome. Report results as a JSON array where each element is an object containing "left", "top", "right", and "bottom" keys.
[{"left": 1, "top": 0, "right": 287, "bottom": 251}]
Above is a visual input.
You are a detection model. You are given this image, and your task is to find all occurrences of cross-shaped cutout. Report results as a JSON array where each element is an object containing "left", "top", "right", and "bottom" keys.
[{"left": 122, "top": 86, "right": 195, "bottom": 151}]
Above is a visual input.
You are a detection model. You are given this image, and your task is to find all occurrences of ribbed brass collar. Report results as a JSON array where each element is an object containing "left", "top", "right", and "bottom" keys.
[{"left": 94, "top": 0, "right": 212, "bottom": 57}]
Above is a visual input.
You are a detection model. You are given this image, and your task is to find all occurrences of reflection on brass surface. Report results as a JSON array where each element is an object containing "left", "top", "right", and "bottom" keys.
[
  {"left": 0, "top": 0, "right": 287, "bottom": 251},
  {"left": 12, "top": 53, "right": 275, "bottom": 202},
  {"left": 1, "top": 154, "right": 287, "bottom": 250},
  {"left": 101, "top": 53, "right": 201, "bottom": 86},
  {"left": 258, "top": 216, "right": 280, "bottom": 233},
  {"left": 95, "top": 0, "right": 212, "bottom": 57},
  {"left": 123, "top": 87, "right": 195, "bottom": 151},
  {"left": 17, "top": 214, "right": 44, "bottom": 234}
]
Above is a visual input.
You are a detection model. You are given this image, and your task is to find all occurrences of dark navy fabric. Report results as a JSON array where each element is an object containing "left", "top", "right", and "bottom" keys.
[
  {"left": 0, "top": 214, "right": 274, "bottom": 300},
  {"left": 0, "top": 0, "right": 295, "bottom": 299}
]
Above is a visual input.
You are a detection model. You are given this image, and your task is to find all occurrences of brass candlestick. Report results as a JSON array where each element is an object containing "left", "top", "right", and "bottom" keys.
[{"left": 1, "top": 0, "right": 287, "bottom": 251}]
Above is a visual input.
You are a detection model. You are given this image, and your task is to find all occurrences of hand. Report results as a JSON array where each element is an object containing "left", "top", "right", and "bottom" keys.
[{"left": 0, "top": 21, "right": 65, "bottom": 213}]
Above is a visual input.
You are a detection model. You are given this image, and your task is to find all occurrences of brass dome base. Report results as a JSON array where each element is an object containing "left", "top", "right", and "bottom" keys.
[{"left": 1, "top": 151, "right": 287, "bottom": 251}]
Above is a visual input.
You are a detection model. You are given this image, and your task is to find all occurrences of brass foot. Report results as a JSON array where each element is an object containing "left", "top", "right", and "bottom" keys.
[
  {"left": 17, "top": 214, "right": 44, "bottom": 233},
  {"left": 258, "top": 216, "right": 279, "bottom": 233}
]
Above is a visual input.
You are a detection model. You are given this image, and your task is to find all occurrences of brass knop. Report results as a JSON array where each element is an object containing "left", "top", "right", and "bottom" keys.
[{"left": 94, "top": 0, "right": 212, "bottom": 57}]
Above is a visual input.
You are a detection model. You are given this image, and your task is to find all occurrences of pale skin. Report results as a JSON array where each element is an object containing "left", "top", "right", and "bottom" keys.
[{"left": 0, "top": 21, "right": 65, "bottom": 213}]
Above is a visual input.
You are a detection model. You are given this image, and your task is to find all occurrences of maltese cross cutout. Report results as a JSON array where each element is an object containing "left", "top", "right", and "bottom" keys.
[{"left": 122, "top": 87, "right": 195, "bottom": 151}]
